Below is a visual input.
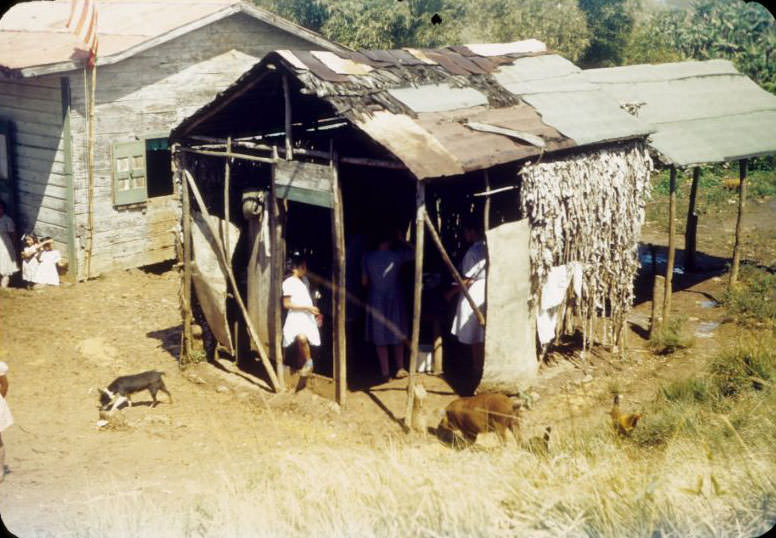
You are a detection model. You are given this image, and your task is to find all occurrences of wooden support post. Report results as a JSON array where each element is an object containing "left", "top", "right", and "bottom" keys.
[
  {"left": 183, "top": 169, "right": 281, "bottom": 391},
  {"left": 330, "top": 146, "right": 347, "bottom": 405},
  {"left": 223, "top": 136, "right": 232, "bottom": 256},
  {"left": 180, "top": 155, "right": 193, "bottom": 363},
  {"left": 650, "top": 275, "right": 665, "bottom": 340},
  {"left": 483, "top": 170, "right": 491, "bottom": 232},
  {"left": 662, "top": 165, "right": 677, "bottom": 324},
  {"left": 423, "top": 212, "right": 486, "bottom": 328},
  {"left": 283, "top": 74, "right": 293, "bottom": 161},
  {"left": 269, "top": 147, "right": 286, "bottom": 389},
  {"left": 404, "top": 181, "right": 426, "bottom": 431},
  {"left": 84, "top": 64, "right": 97, "bottom": 279},
  {"left": 729, "top": 159, "right": 747, "bottom": 287},
  {"left": 685, "top": 166, "right": 700, "bottom": 272}
]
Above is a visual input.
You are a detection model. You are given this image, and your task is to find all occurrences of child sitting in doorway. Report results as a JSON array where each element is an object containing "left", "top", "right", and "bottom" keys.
[{"left": 33, "top": 236, "right": 61, "bottom": 287}]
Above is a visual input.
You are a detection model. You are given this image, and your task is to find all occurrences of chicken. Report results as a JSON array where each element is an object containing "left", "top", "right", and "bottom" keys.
[
  {"left": 610, "top": 394, "right": 642, "bottom": 436},
  {"left": 524, "top": 426, "right": 552, "bottom": 455}
]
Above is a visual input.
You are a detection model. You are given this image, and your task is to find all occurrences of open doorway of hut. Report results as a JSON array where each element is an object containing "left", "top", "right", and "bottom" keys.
[
  {"left": 340, "top": 165, "right": 416, "bottom": 389},
  {"left": 283, "top": 201, "right": 334, "bottom": 377}
]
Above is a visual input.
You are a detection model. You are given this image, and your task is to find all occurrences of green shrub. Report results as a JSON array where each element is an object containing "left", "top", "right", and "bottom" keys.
[
  {"left": 723, "top": 265, "right": 776, "bottom": 325},
  {"left": 649, "top": 316, "right": 694, "bottom": 355},
  {"left": 660, "top": 376, "right": 719, "bottom": 405},
  {"left": 710, "top": 337, "right": 776, "bottom": 398}
]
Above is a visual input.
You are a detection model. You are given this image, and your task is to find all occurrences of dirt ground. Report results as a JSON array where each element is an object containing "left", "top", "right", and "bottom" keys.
[{"left": 0, "top": 197, "right": 773, "bottom": 536}]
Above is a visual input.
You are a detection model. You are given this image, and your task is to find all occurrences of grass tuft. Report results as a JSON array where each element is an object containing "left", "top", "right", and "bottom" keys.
[
  {"left": 710, "top": 335, "right": 776, "bottom": 398},
  {"left": 724, "top": 264, "right": 776, "bottom": 327},
  {"left": 649, "top": 316, "right": 695, "bottom": 355}
]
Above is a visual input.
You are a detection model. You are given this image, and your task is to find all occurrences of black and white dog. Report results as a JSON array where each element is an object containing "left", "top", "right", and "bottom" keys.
[{"left": 98, "top": 370, "right": 172, "bottom": 411}]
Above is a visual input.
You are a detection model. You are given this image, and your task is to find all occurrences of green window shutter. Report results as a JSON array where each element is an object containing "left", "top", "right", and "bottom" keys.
[{"left": 112, "top": 139, "right": 148, "bottom": 206}]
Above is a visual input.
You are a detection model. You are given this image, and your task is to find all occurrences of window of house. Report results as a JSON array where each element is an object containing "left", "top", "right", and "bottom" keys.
[{"left": 112, "top": 136, "right": 173, "bottom": 206}]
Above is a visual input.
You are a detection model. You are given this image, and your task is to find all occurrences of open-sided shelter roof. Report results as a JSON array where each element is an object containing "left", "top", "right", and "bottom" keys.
[
  {"left": 172, "top": 41, "right": 652, "bottom": 180},
  {"left": 0, "top": 0, "right": 345, "bottom": 78},
  {"left": 584, "top": 60, "right": 776, "bottom": 167}
]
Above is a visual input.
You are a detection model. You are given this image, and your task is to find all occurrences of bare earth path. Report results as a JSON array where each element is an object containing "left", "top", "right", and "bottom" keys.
[{"left": 0, "top": 198, "right": 773, "bottom": 536}]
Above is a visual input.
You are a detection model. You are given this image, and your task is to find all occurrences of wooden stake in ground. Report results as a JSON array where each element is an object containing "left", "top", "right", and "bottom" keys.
[
  {"left": 404, "top": 181, "right": 426, "bottom": 431},
  {"left": 729, "top": 159, "right": 747, "bottom": 286},
  {"left": 685, "top": 166, "right": 700, "bottom": 272},
  {"left": 649, "top": 275, "right": 665, "bottom": 340},
  {"left": 330, "top": 146, "right": 346, "bottom": 406},
  {"left": 269, "top": 147, "right": 285, "bottom": 389},
  {"left": 179, "top": 154, "right": 193, "bottom": 362},
  {"left": 662, "top": 165, "right": 677, "bottom": 324}
]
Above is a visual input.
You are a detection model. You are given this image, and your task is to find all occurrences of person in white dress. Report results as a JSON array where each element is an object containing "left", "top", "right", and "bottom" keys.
[
  {"left": 20, "top": 233, "right": 41, "bottom": 287},
  {"left": 32, "top": 237, "right": 61, "bottom": 287},
  {"left": 0, "top": 200, "right": 19, "bottom": 288},
  {"left": 282, "top": 252, "right": 321, "bottom": 383},
  {"left": 0, "top": 361, "right": 13, "bottom": 483},
  {"left": 449, "top": 219, "right": 487, "bottom": 387}
]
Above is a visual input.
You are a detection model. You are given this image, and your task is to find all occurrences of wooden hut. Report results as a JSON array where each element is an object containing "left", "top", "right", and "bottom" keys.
[
  {"left": 0, "top": 0, "right": 344, "bottom": 280},
  {"left": 170, "top": 41, "right": 655, "bottom": 413}
]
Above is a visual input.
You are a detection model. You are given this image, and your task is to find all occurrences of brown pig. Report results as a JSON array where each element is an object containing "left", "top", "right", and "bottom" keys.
[{"left": 438, "top": 393, "right": 521, "bottom": 446}]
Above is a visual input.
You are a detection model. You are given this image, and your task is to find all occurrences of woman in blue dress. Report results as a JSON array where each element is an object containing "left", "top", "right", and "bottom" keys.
[{"left": 362, "top": 227, "right": 414, "bottom": 382}]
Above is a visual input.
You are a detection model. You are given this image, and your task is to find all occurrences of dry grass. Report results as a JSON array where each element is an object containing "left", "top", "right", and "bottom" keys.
[{"left": 48, "top": 361, "right": 776, "bottom": 538}]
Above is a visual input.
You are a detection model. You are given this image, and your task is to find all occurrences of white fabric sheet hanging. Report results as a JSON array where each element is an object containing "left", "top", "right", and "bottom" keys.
[{"left": 536, "top": 262, "right": 584, "bottom": 345}]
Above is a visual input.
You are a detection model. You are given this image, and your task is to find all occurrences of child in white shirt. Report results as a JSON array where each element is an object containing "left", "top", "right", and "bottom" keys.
[
  {"left": 282, "top": 252, "right": 321, "bottom": 386},
  {"left": 33, "top": 237, "right": 61, "bottom": 287},
  {"left": 20, "top": 233, "right": 40, "bottom": 287}
]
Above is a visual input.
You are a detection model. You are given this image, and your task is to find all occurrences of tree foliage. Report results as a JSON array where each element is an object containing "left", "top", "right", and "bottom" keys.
[
  {"left": 252, "top": 0, "right": 776, "bottom": 95},
  {"left": 318, "top": 0, "right": 464, "bottom": 49},
  {"left": 625, "top": 0, "right": 776, "bottom": 92},
  {"left": 461, "top": 0, "right": 590, "bottom": 62},
  {"left": 578, "top": 0, "right": 637, "bottom": 67}
]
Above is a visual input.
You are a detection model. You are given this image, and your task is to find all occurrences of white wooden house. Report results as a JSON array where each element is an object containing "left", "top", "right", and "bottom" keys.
[{"left": 0, "top": 0, "right": 343, "bottom": 279}]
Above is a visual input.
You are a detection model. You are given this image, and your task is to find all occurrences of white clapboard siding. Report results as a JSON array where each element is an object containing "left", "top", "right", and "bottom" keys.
[
  {"left": 65, "top": 12, "right": 320, "bottom": 277},
  {"left": 0, "top": 74, "right": 69, "bottom": 241}
]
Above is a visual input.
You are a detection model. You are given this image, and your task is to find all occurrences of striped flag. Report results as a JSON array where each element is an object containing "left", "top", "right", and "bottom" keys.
[{"left": 66, "top": 0, "right": 99, "bottom": 67}]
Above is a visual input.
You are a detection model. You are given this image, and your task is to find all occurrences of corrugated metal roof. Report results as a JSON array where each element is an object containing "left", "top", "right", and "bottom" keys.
[
  {"left": 0, "top": 0, "right": 344, "bottom": 77},
  {"left": 585, "top": 60, "right": 776, "bottom": 166},
  {"left": 387, "top": 84, "right": 488, "bottom": 113},
  {"left": 522, "top": 91, "right": 652, "bottom": 146},
  {"left": 495, "top": 55, "right": 652, "bottom": 146},
  {"left": 171, "top": 42, "right": 652, "bottom": 179}
]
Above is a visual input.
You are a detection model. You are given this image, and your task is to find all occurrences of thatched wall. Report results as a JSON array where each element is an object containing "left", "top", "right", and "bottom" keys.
[{"left": 520, "top": 141, "right": 653, "bottom": 345}]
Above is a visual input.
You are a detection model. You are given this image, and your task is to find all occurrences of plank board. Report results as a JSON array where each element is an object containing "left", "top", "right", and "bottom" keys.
[{"left": 274, "top": 160, "right": 333, "bottom": 208}]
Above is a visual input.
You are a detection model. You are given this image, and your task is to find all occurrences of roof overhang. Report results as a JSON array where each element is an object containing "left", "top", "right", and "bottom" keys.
[
  {"left": 585, "top": 60, "right": 776, "bottom": 167},
  {"left": 0, "top": 1, "right": 347, "bottom": 78}
]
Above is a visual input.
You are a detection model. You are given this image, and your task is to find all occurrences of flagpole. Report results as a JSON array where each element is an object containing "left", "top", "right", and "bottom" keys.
[{"left": 67, "top": 0, "right": 98, "bottom": 280}]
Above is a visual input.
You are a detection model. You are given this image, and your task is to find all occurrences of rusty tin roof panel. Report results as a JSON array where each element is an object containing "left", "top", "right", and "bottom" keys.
[{"left": 414, "top": 105, "right": 577, "bottom": 173}]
